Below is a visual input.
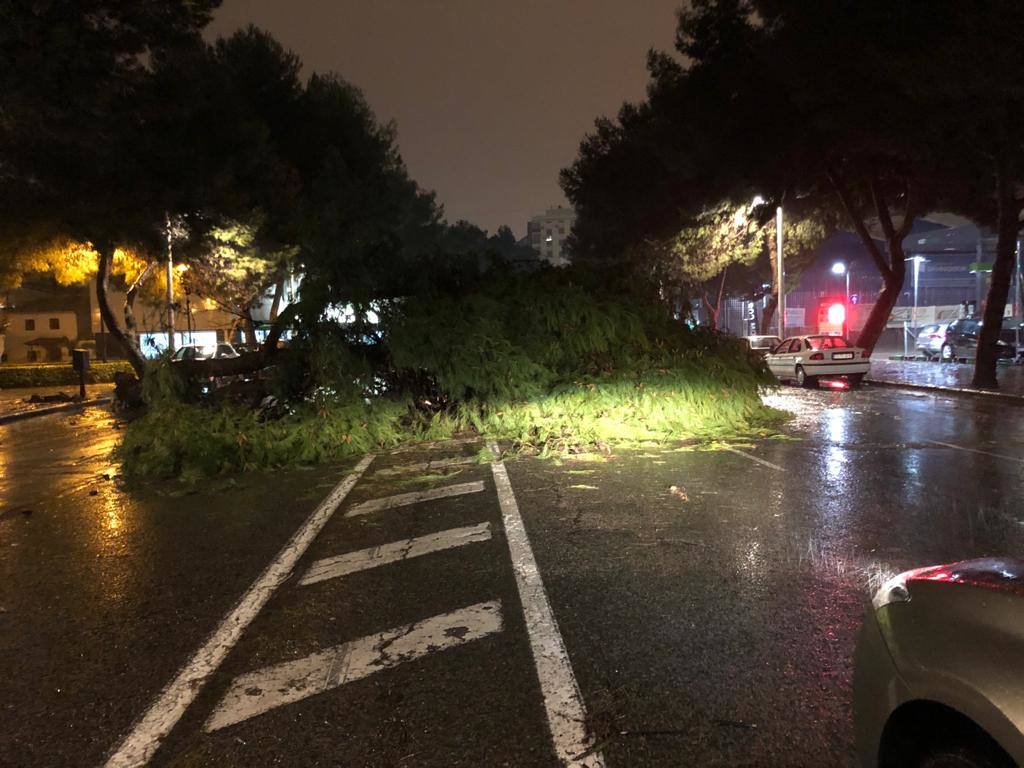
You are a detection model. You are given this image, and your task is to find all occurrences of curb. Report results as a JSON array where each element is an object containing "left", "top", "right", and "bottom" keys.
[
  {"left": 0, "top": 397, "right": 113, "bottom": 425},
  {"left": 865, "top": 378, "right": 1024, "bottom": 404}
]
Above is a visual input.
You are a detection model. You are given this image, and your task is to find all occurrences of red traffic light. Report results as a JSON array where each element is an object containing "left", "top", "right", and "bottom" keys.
[{"left": 827, "top": 302, "right": 846, "bottom": 326}]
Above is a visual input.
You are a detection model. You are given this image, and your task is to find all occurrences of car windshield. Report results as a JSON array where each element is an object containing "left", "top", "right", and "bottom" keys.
[{"left": 806, "top": 336, "right": 851, "bottom": 350}]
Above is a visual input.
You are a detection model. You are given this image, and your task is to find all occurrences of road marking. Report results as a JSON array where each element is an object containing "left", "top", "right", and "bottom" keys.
[
  {"left": 720, "top": 445, "right": 784, "bottom": 471},
  {"left": 345, "top": 480, "right": 485, "bottom": 517},
  {"left": 925, "top": 439, "right": 1024, "bottom": 464},
  {"left": 373, "top": 455, "right": 477, "bottom": 477},
  {"left": 205, "top": 600, "right": 504, "bottom": 732},
  {"left": 103, "top": 455, "right": 376, "bottom": 768},
  {"left": 299, "top": 522, "right": 493, "bottom": 586},
  {"left": 487, "top": 441, "right": 605, "bottom": 768}
]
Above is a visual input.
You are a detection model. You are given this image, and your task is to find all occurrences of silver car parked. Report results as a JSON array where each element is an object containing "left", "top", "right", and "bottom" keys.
[{"left": 854, "top": 558, "right": 1024, "bottom": 767}]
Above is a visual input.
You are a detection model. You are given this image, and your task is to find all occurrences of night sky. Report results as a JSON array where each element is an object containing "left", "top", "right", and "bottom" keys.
[{"left": 208, "top": 1, "right": 683, "bottom": 236}]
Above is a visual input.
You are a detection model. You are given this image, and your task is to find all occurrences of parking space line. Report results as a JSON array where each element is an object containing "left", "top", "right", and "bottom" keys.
[
  {"left": 104, "top": 455, "right": 376, "bottom": 768},
  {"left": 720, "top": 445, "right": 784, "bottom": 471},
  {"left": 204, "top": 600, "right": 504, "bottom": 732},
  {"left": 345, "top": 480, "right": 485, "bottom": 517},
  {"left": 925, "top": 439, "right": 1024, "bottom": 464},
  {"left": 374, "top": 455, "right": 477, "bottom": 477},
  {"left": 299, "top": 522, "right": 493, "bottom": 586},
  {"left": 487, "top": 441, "right": 604, "bottom": 768}
]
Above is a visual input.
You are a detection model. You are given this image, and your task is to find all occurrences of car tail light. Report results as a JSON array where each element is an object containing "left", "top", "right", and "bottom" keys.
[
  {"left": 810, "top": 352, "right": 824, "bottom": 360},
  {"left": 861, "top": 350, "right": 870, "bottom": 358}
]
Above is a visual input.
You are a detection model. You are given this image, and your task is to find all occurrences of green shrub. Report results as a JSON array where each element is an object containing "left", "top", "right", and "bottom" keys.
[
  {"left": 0, "top": 360, "right": 134, "bottom": 388},
  {"left": 118, "top": 398, "right": 421, "bottom": 481}
]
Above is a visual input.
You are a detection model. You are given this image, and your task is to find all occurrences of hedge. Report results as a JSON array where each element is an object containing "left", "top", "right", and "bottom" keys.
[{"left": 0, "top": 361, "right": 134, "bottom": 388}]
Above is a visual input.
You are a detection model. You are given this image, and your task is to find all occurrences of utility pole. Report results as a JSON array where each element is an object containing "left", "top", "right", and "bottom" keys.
[
  {"left": 776, "top": 205, "right": 784, "bottom": 338},
  {"left": 166, "top": 215, "right": 175, "bottom": 353}
]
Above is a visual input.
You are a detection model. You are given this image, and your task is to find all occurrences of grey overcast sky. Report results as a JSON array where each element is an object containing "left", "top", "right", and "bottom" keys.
[{"left": 208, "top": 1, "right": 684, "bottom": 236}]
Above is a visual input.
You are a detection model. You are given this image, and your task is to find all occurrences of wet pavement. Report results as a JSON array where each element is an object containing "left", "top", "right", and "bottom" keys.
[
  {"left": 2, "top": 386, "right": 1024, "bottom": 767},
  {"left": 869, "top": 358, "right": 1024, "bottom": 397},
  {"left": 0, "top": 383, "right": 115, "bottom": 419}
]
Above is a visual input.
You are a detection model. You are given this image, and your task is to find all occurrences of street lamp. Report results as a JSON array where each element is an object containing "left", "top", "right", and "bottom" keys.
[{"left": 831, "top": 261, "right": 850, "bottom": 302}]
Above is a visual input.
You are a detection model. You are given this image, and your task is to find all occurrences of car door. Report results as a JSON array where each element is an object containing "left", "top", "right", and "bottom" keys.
[
  {"left": 767, "top": 339, "right": 790, "bottom": 376},
  {"left": 787, "top": 338, "right": 805, "bottom": 376}
]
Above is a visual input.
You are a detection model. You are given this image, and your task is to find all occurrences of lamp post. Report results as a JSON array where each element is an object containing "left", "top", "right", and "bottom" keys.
[
  {"left": 776, "top": 205, "right": 784, "bottom": 339},
  {"left": 165, "top": 214, "right": 175, "bottom": 353}
]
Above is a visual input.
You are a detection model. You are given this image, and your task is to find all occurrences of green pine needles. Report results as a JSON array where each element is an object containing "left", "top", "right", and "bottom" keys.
[{"left": 119, "top": 273, "right": 787, "bottom": 480}]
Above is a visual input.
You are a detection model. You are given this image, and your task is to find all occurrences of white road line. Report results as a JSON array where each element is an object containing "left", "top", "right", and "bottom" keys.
[
  {"left": 345, "top": 480, "right": 485, "bottom": 517},
  {"left": 720, "top": 445, "right": 784, "bottom": 471},
  {"left": 374, "top": 455, "right": 477, "bottom": 477},
  {"left": 205, "top": 600, "right": 504, "bottom": 732},
  {"left": 103, "top": 455, "right": 376, "bottom": 768},
  {"left": 925, "top": 439, "right": 1024, "bottom": 464},
  {"left": 487, "top": 441, "right": 604, "bottom": 768},
  {"left": 299, "top": 522, "right": 493, "bottom": 586}
]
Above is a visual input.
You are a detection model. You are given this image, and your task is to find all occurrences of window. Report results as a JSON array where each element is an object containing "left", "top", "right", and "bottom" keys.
[
  {"left": 24, "top": 319, "right": 35, "bottom": 331},
  {"left": 49, "top": 317, "right": 60, "bottom": 330},
  {"left": 788, "top": 339, "right": 803, "bottom": 353},
  {"left": 807, "top": 336, "right": 850, "bottom": 350}
]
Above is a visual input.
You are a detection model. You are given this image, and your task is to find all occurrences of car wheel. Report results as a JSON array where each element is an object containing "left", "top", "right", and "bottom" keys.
[
  {"left": 795, "top": 365, "right": 816, "bottom": 388},
  {"left": 941, "top": 343, "right": 956, "bottom": 362}
]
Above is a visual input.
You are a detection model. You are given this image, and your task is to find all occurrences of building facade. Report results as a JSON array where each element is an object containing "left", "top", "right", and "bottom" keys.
[{"left": 526, "top": 206, "right": 575, "bottom": 266}]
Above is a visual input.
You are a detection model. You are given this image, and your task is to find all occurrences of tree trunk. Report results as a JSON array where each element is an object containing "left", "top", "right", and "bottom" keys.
[
  {"left": 759, "top": 294, "right": 778, "bottom": 335},
  {"left": 185, "top": 302, "right": 297, "bottom": 378},
  {"left": 96, "top": 244, "right": 148, "bottom": 378},
  {"left": 268, "top": 275, "right": 285, "bottom": 322},
  {"left": 244, "top": 309, "right": 258, "bottom": 348},
  {"left": 125, "top": 260, "right": 158, "bottom": 357},
  {"left": 972, "top": 169, "right": 1020, "bottom": 389},
  {"left": 856, "top": 259, "right": 905, "bottom": 354},
  {"left": 829, "top": 172, "right": 918, "bottom": 355}
]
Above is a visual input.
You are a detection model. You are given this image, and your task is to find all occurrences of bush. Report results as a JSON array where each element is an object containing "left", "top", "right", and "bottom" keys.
[{"left": 0, "top": 360, "right": 135, "bottom": 388}]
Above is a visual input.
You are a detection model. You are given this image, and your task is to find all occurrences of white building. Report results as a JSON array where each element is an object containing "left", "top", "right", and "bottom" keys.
[
  {"left": 3, "top": 301, "right": 79, "bottom": 363},
  {"left": 526, "top": 206, "right": 575, "bottom": 266}
]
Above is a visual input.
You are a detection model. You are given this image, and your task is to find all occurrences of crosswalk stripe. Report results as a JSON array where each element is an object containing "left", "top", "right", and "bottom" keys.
[
  {"left": 373, "top": 455, "right": 477, "bottom": 477},
  {"left": 204, "top": 600, "right": 504, "bottom": 732},
  {"left": 299, "top": 522, "right": 493, "bottom": 586},
  {"left": 345, "top": 480, "right": 485, "bottom": 517}
]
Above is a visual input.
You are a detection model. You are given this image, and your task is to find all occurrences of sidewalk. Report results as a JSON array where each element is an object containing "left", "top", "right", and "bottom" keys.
[
  {"left": 0, "top": 383, "right": 115, "bottom": 421},
  {"left": 867, "top": 359, "right": 1024, "bottom": 400}
]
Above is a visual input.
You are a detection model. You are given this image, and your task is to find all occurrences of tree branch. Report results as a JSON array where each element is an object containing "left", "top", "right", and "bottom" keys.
[{"left": 828, "top": 168, "right": 891, "bottom": 278}]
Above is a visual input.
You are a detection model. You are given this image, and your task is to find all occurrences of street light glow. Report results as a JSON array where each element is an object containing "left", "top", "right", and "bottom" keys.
[{"left": 831, "top": 262, "right": 847, "bottom": 275}]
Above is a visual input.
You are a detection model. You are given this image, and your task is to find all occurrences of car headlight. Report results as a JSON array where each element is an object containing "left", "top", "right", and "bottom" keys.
[{"left": 871, "top": 572, "right": 912, "bottom": 611}]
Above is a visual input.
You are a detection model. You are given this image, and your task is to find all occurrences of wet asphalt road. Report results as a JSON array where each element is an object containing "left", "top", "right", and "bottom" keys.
[{"left": 2, "top": 386, "right": 1023, "bottom": 767}]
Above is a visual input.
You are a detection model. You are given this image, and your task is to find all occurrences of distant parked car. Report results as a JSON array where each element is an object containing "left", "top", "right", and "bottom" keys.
[
  {"left": 743, "top": 335, "right": 783, "bottom": 356},
  {"left": 914, "top": 322, "right": 950, "bottom": 360},
  {"left": 854, "top": 558, "right": 1024, "bottom": 768},
  {"left": 939, "top": 318, "right": 1016, "bottom": 362},
  {"left": 171, "top": 343, "right": 241, "bottom": 396},
  {"left": 765, "top": 334, "right": 870, "bottom": 388}
]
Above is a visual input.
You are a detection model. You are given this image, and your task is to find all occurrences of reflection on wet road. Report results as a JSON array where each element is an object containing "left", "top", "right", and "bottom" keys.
[
  {"left": 509, "top": 384, "right": 1024, "bottom": 767},
  {"left": 3, "top": 385, "right": 1024, "bottom": 767}
]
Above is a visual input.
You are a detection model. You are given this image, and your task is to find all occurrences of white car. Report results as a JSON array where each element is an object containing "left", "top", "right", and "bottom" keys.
[{"left": 766, "top": 334, "right": 870, "bottom": 388}]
